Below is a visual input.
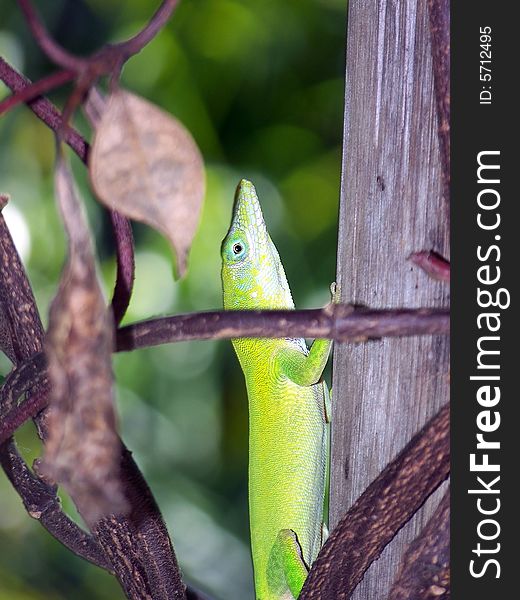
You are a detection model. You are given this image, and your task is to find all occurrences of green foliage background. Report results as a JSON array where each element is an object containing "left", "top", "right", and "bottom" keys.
[{"left": 0, "top": 1, "right": 345, "bottom": 598}]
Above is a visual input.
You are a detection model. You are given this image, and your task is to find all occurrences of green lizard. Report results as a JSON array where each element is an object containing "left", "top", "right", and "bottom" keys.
[{"left": 221, "top": 179, "right": 332, "bottom": 599}]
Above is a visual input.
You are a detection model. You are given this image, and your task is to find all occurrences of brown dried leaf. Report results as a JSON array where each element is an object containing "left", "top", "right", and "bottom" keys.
[
  {"left": 42, "top": 153, "right": 127, "bottom": 527},
  {"left": 89, "top": 89, "right": 205, "bottom": 278}
]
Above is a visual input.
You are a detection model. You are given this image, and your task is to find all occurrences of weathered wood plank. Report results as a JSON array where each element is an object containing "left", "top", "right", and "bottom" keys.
[{"left": 330, "top": 1, "right": 450, "bottom": 598}]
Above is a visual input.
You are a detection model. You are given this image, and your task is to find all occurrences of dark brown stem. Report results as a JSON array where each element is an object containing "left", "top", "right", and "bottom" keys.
[
  {"left": 3, "top": 5, "right": 180, "bottom": 596},
  {"left": 17, "top": 0, "right": 86, "bottom": 70},
  {"left": 0, "top": 205, "right": 45, "bottom": 366},
  {"left": 109, "top": 211, "right": 136, "bottom": 325},
  {"left": 1, "top": 304, "right": 448, "bottom": 443},
  {"left": 388, "top": 490, "right": 450, "bottom": 600},
  {"left": 0, "top": 379, "right": 199, "bottom": 598},
  {"left": 0, "top": 353, "right": 46, "bottom": 412},
  {"left": 0, "top": 352, "right": 48, "bottom": 447},
  {"left": 94, "top": 447, "right": 187, "bottom": 600},
  {"left": 427, "top": 0, "right": 450, "bottom": 214},
  {"left": 0, "top": 197, "right": 183, "bottom": 598},
  {"left": 0, "top": 57, "right": 88, "bottom": 160},
  {"left": 299, "top": 403, "right": 450, "bottom": 599},
  {"left": 0, "top": 68, "right": 75, "bottom": 115},
  {"left": 115, "top": 0, "right": 180, "bottom": 59},
  {"left": 17, "top": 0, "right": 179, "bottom": 81},
  {"left": 0, "top": 442, "right": 113, "bottom": 571},
  {"left": 116, "top": 306, "right": 450, "bottom": 351},
  {"left": 0, "top": 390, "right": 48, "bottom": 446},
  {"left": 0, "top": 207, "right": 110, "bottom": 570},
  {"left": 14, "top": 1, "right": 179, "bottom": 134}
]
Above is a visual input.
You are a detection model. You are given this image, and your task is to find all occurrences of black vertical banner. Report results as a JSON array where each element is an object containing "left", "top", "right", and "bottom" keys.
[{"left": 451, "top": 2, "right": 517, "bottom": 598}]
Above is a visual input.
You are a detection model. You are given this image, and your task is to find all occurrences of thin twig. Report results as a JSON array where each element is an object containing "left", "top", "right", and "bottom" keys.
[
  {"left": 16, "top": 0, "right": 179, "bottom": 81},
  {"left": 109, "top": 211, "right": 136, "bottom": 325},
  {"left": 3, "top": 3, "right": 181, "bottom": 596},
  {"left": 0, "top": 389, "right": 48, "bottom": 446},
  {"left": 116, "top": 306, "right": 450, "bottom": 351},
  {"left": 0, "top": 352, "right": 48, "bottom": 447},
  {"left": 14, "top": 0, "right": 179, "bottom": 130},
  {"left": 0, "top": 68, "right": 75, "bottom": 115},
  {"left": 116, "top": 0, "right": 180, "bottom": 59},
  {"left": 16, "top": 0, "right": 86, "bottom": 70},
  {"left": 1, "top": 303, "right": 448, "bottom": 443},
  {"left": 83, "top": 89, "right": 135, "bottom": 326},
  {"left": 0, "top": 58, "right": 88, "bottom": 160},
  {"left": 0, "top": 369, "right": 194, "bottom": 598}
]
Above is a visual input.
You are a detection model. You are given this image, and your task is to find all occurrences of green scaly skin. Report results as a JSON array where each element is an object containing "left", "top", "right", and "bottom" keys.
[{"left": 221, "top": 180, "right": 332, "bottom": 599}]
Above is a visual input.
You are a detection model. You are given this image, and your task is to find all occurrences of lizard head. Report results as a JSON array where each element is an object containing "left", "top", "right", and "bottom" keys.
[{"left": 221, "top": 179, "right": 294, "bottom": 310}]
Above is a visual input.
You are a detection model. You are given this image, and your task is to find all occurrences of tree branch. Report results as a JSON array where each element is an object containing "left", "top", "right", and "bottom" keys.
[
  {"left": 388, "top": 490, "right": 450, "bottom": 600},
  {"left": 1, "top": 5, "right": 452, "bottom": 595},
  {"left": 0, "top": 443, "right": 113, "bottom": 571},
  {"left": 0, "top": 389, "right": 48, "bottom": 447},
  {"left": 16, "top": 0, "right": 86, "bottom": 70},
  {"left": 115, "top": 0, "right": 180, "bottom": 60},
  {"left": 0, "top": 203, "right": 110, "bottom": 569},
  {"left": 0, "top": 352, "right": 48, "bottom": 447},
  {"left": 109, "top": 211, "right": 136, "bottom": 326},
  {"left": 1, "top": 302, "right": 448, "bottom": 444},
  {"left": 0, "top": 58, "right": 89, "bottom": 160},
  {"left": 1, "top": 57, "right": 447, "bottom": 352},
  {"left": 0, "top": 68, "right": 75, "bottom": 115},
  {"left": 93, "top": 447, "right": 186, "bottom": 600},
  {"left": 116, "top": 306, "right": 450, "bottom": 350},
  {"left": 16, "top": 0, "right": 179, "bottom": 84},
  {"left": 0, "top": 201, "right": 183, "bottom": 598}
]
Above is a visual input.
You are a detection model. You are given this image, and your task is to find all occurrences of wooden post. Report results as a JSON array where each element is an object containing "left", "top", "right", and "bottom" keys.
[{"left": 330, "top": 1, "right": 449, "bottom": 598}]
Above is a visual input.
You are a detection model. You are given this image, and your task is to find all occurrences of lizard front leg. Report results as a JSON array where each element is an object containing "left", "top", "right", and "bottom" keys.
[
  {"left": 266, "top": 529, "right": 308, "bottom": 599},
  {"left": 277, "top": 338, "right": 332, "bottom": 387}
]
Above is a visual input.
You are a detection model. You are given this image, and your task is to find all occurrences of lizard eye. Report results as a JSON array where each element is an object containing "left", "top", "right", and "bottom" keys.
[{"left": 222, "top": 235, "right": 248, "bottom": 263}]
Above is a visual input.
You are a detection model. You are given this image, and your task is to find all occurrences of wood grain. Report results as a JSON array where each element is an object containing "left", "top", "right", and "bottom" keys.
[{"left": 330, "top": 1, "right": 450, "bottom": 598}]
